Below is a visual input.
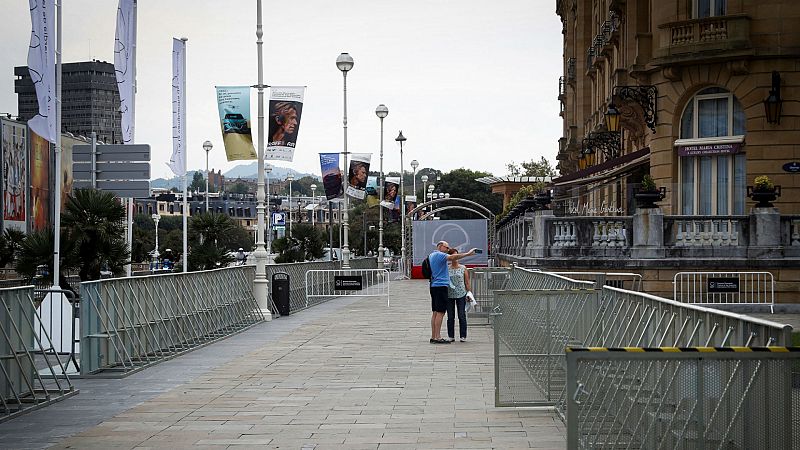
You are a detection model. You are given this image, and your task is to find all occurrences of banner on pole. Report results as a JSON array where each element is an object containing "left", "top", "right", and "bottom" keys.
[
  {"left": 27, "top": 0, "right": 57, "bottom": 144},
  {"left": 365, "top": 176, "right": 380, "bottom": 208},
  {"left": 30, "top": 131, "right": 51, "bottom": 231},
  {"left": 319, "top": 152, "right": 342, "bottom": 200},
  {"left": 168, "top": 38, "right": 186, "bottom": 177},
  {"left": 346, "top": 153, "right": 371, "bottom": 200},
  {"left": 267, "top": 86, "right": 305, "bottom": 161},
  {"left": 1, "top": 119, "right": 27, "bottom": 231},
  {"left": 381, "top": 177, "right": 399, "bottom": 209},
  {"left": 216, "top": 86, "right": 256, "bottom": 161},
  {"left": 114, "top": 0, "right": 135, "bottom": 143}
]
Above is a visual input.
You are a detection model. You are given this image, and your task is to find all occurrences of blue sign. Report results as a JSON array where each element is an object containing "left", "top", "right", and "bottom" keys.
[
  {"left": 272, "top": 212, "right": 286, "bottom": 226},
  {"left": 782, "top": 162, "right": 800, "bottom": 173}
]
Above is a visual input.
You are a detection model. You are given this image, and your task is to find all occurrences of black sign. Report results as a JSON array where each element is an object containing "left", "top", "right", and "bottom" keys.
[
  {"left": 707, "top": 277, "right": 739, "bottom": 293},
  {"left": 334, "top": 275, "right": 363, "bottom": 291},
  {"left": 783, "top": 162, "right": 800, "bottom": 173}
]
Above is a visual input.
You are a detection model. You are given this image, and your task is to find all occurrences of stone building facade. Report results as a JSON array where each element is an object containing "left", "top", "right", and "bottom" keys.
[{"left": 555, "top": 0, "right": 799, "bottom": 215}]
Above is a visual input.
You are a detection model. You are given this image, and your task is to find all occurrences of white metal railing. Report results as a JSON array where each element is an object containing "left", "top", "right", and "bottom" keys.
[
  {"left": 79, "top": 266, "right": 264, "bottom": 376},
  {"left": 673, "top": 271, "right": 775, "bottom": 313},
  {"left": 550, "top": 271, "right": 643, "bottom": 291},
  {"left": 305, "top": 269, "right": 390, "bottom": 307},
  {"left": 0, "top": 286, "right": 77, "bottom": 422}
]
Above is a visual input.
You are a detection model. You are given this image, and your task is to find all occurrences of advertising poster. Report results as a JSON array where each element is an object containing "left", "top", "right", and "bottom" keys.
[
  {"left": 267, "top": 86, "right": 305, "bottom": 162},
  {"left": 216, "top": 86, "right": 256, "bottom": 161},
  {"left": 405, "top": 196, "right": 417, "bottom": 219},
  {"left": 60, "top": 133, "right": 77, "bottom": 210},
  {"left": 411, "top": 219, "right": 489, "bottom": 267},
  {"left": 381, "top": 177, "right": 399, "bottom": 209},
  {"left": 1, "top": 119, "right": 27, "bottom": 230},
  {"left": 365, "top": 176, "right": 380, "bottom": 208},
  {"left": 319, "top": 152, "right": 342, "bottom": 200},
  {"left": 30, "top": 131, "right": 50, "bottom": 231},
  {"left": 346, "top": 153, "right": 371, "bottom": 200}
]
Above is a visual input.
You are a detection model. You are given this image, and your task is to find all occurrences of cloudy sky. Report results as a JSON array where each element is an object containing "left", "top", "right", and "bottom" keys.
[{"left": 1, "top": 0, "right": 563, "bottom": 180}]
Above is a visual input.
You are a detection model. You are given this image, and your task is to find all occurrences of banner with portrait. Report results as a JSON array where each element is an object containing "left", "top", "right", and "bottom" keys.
[
  {"left": 319, "top": 152, "right": 342, "bottom": 200},
  {"left": 346, "top": 153, "right": 371, "bottom": 200},
  {"left": 1, "top": 119, "right": 27, "bottom": 231},
  {"left": 216, "top": 86, "right": 256, "bottom": 161},
  {"left": 381, "top": 177, "right": 400, "bottom": 209},
  {"left": 404, "top": 196, "right": 417, "bottom": 219},
  {"left": 60, "top": 133, "right": 78, "bottom": 211},
  {"left": 267, "top": 86, "right": 305, "bottom": 162},
  {"left": 365, "top": 176, "right": 380, "bottom": 208},
  {"left": 30, "top": 131, "right": 50, "bottom": 231}
]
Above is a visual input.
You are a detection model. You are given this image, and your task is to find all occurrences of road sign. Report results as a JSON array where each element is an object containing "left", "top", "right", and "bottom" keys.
[
  {"left": 72, "top": 144, "right": 151, "bottom": 197},
  {"left": 73, "top": 180, "right": 150, "bottom": 198}
]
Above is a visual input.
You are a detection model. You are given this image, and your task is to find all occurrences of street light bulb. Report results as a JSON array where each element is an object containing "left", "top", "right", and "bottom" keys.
[
  {"left": 395, "top": 130, "right": 406, "bottom": 143},
  {"left": 265, "top": 164, "right": 272, "bottom": 173},
  {"left": 202, "top": 140, "right": 213, "bottom": 152},
  {"left": 375, "top": 104, "right": 389, "bottom": 119},
  {"left": 411, "top": 160, "right": 418, "bottom": 170},
  {"left": 336, "top": 53, "right": 354, "bottom": 72},
  {"left": 421, "top": 175, "right": 428, "bottom": 183},
  {"left": 286, "top": 174, "right": 294, "bottom": 182}
]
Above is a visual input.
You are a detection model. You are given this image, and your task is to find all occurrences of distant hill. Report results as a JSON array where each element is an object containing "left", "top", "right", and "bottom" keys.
[{"left": 150, "top": 164, "right": 318, "bottom": 190}]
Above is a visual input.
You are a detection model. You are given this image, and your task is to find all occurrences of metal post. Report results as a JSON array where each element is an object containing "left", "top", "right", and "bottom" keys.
[
  {"left": 252, "top": 0, "right": 270, "bottom": 318},
  {"left": 265, "top": 164, "right": 271, "bottom": 255},
  {"left": 376, "top": 105, "right": 387, "bottom": 269},
  {"left": 287, "top": 176, "right": 293, "bottom": 238},
  {"left": 152, "top": 214, "right": 160, "bottom": 261},
  {"left": 205, "top": 147, "right": 209, "bottom": 212},
  {"left": 396, "top": 131, "right": 407, "bottom": 278},
  {"left": 51, "top": 0, "right": 63, "bottom": 290},
  {"left": 337, "top": 54, "right": 354, "bottom": 268},
  {"left": 328, "top": 200, "right": 334, "bottom": 261},
  {"left": 180, "top": 37, "right": 188, "bottom": 273},
  {"left": 311, "top": 185, "right": 317, "bottom": 226}
]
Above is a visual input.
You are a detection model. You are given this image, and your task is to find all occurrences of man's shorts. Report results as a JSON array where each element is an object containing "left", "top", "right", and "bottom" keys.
[{"left": 430, "top": 285, "right": 448, "bottom": 313}]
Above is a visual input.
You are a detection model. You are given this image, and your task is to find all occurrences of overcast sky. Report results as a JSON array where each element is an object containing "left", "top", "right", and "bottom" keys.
[{"left": 1, "top": 0, "right": 563, "bottom": 180}]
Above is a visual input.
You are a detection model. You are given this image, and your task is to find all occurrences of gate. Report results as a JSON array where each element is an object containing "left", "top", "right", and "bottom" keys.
[
  {"left": 305, "top": 269, "right": 390, "bottom": 306},
  {"left": 673, "top": 271, "right": 775, "bottom": 312}
]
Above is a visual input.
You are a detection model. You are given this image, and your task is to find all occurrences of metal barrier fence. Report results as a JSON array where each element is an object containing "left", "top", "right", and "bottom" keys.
[
  {"left": 564, "top": 347, "right": 800, "bottom": 450},
  {"left": 468, "top": 268, "right": 511, "bottom": 324},
  {"left": 0, "top": 286, "right": 77, "bottom": 422},
  {"left": 506, "top": 266, "right": 595, "bottom": 290},
  {"left": 673, "top": 271, "right": 775, "bottom": 313},
  {"left": 493, "top": 285, "right": 793, "bottom": 407},
  {"left": 305, "top": 269, "right": 390, "bottom": 306},
  {"left": 551, "top": 271, "right": 643, "bottom": 291},
  {"left": 80, "top": 266, "right": 264, "bottom": 377},
  {"left": 265, "top": 258, "right": 378, "bottom": 314}
]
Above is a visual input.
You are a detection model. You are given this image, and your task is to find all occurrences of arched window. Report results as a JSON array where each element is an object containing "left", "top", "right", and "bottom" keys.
[{"left": 677, "top": 87, "right": 746, "bottom": 215}]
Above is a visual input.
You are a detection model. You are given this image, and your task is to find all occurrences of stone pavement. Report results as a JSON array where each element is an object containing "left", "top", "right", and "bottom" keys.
[{"left": 1, "top": 279, "right": 565, "bottom": 449}]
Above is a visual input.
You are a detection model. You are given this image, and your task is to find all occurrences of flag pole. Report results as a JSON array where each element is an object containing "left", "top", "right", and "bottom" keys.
[
  {"left": 51, "top": 0, "right": 63, "bottom": 290},
  {"left": 181, "top": 37, "right": 188, "bottom": 272},
  {"left": 126, "top": 0, "right": 137, "bottom": 277}
]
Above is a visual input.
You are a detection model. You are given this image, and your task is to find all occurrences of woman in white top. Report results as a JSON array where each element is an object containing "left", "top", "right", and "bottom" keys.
[{"left": 446, "top": 248, "right": 471, "bottom": 342}]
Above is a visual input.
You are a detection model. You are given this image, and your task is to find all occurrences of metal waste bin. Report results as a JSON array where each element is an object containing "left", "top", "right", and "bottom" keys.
[{"left": 272, "top": 272, "right": 290, "bottom": 316}]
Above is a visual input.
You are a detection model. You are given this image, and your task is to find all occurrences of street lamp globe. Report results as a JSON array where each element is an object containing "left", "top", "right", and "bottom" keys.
[
  {"left": 421, "top": 175, "right": 428, "bottom": 184},
  {"left": 410, "top": 159, "right": 418, "bottom": 172},
  {"left": 336, "top": 53, "right": 354, "bottom": 72},
  {"left": 202, "top": 140, "right": 213, "bottom": 152},
  {"left": 375, "top": 104, "right": 388, "bottom": 119}
]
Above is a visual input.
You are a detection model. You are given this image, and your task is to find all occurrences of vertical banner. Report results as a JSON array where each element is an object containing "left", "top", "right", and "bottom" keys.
[
  {"left": 27, "top": 0, "right": 57, "bottom": 144},
  {"left": 30, "top": 131, "right": 50, "bottom": 231},
  {"left": 114, "top": 0, "right": 136, "bottom": 143},
  {"left": 319, "top": 152, "right": 342, "bottom": 200},
  {"left": 60, "top": 133, "right": 76, "bottom": 210},
  {"left": 267, "top": 86, "right": 305, "bottom": 161},
  {"left": 405, "top": 196, "right": 417, "bottom": 218},
  {"left": 381, "top": 177, "right": 399, "bottom": 209},
  {"left": 168, "top": 38, "right": 186, "bottom": 177},
  {"left": 216, "top": 86, "right": 256, "bottom": 161},
  {"left": 365, "top": 176, "right": 380, "bottom": 208},
  {"left": 1, "top": 119, "right": 27, "bottom": 231},
  {"left": 346, "top": 153, "right": 371, "bottom": 200}
]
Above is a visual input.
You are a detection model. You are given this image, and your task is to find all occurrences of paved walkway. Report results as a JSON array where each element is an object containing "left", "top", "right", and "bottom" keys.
[{"left": 0, "top": 280, "right": 565, "bottom": 449}]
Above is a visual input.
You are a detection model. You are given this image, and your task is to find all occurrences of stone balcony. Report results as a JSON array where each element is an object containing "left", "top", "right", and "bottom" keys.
[{"left": 652, "top": 14, "right": 753, "bottom": 66}]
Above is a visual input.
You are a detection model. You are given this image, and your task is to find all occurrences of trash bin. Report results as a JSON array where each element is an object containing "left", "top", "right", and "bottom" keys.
[{"left": 272, "top": 272, "right": 290, "bottom": 316}]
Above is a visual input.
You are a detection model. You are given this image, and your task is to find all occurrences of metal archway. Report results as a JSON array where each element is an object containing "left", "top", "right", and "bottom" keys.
[{"left": 399, "top": 197, "right": 496, "bottom": 278}]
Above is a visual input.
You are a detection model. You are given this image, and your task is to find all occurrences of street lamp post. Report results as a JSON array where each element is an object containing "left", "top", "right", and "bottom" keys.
[
  {"left": 152, "top": 214, "right": 161, "bottom": 261},
  {"left": 253, "top": 0, "right": 270, "bottom": 318},
  {"left": 395, "top": 131, "right": 407, "bottom": 278},
  {"left": 310, "top": 184, "right": 317, "bottom": 226},
  {"left": 286, "top": 174, "right": 294, "bottom": 238},
  {"left": 203, "top": 140, "right": 212, "bottom": 212},
  {"left": 375, "top": 104, "right": 388, "bottom": 269},
  {"left": 427, "top": 185, "right": 435, "bottom": 219},
  {"left": 410, "top": 159, "right": 419, "bottom": 201},
  {"left": 265, "top": 163, "right": 272, "bottom": 254},
  {"left": 336, "top": 52, "right": 354, "bottom": 268},
  {"left": 421, "top": 175, "right": 428, "bottom": 214}
]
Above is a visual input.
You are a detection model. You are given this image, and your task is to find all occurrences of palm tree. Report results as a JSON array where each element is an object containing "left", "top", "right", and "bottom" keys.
[
  {"left": 14, "top": 229, "right": 78, "bottom": 294},
  {"left": 190, "top": 212, "right": 234, "bottom": 244},
  {"left": 188, "top": 212, "right": 236, "bottom": 270},
  {"left": 0, "top": 228, "right": 26, "bottom": 268},
  {"left": 61, "top": 188, "right": 129, "bottom": 281}
]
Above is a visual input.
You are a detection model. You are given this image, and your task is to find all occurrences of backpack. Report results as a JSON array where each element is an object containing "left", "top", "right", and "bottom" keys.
[{"left": 421, "top": 256, "right": 432, "bottom": 280}]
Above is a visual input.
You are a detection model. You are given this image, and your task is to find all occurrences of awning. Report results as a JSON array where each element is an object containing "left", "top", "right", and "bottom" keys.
[{"left": 551, "top": 147, "right": 650, "bottom": 188}]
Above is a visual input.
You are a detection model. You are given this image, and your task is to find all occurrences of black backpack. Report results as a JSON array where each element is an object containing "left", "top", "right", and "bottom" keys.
[{"left": 421, "top": 256, "right": 432, "bottom": 280}]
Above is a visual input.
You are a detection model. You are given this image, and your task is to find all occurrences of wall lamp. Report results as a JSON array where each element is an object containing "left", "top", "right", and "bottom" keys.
[{"left": 764, "top": 71, "right": 783, "bottom": 125}]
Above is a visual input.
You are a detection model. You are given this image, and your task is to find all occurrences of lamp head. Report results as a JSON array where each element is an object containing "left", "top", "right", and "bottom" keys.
[
  {"left": 286, "top": 174, "right": 294, "bottom": 182},
  {"left": 375, "top": 104, "right": 389, "bottom": 119},
  {"left": 411, "top": 159, "right": 419, "bottom": 170},
  {"left": 604, "top": 103, "right": 621, "bottom": 133},
  {"left": 202, "top": 140, "right": 213, "bottom": 152},
  {"left": 265, "top": 163, "right": 272, "bottom": 173},
  {"left": 421, "top": 175, "right": 428, "bottom": 183},
  {"left": 336, "top": 53, "right": 354, "bottom": 72},
  {"left": 395, "top": 130, "right": 406, "bottom": 143}
]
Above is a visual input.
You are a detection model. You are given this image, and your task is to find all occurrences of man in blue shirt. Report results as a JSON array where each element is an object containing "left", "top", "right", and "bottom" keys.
[{"left": 429, "top": 241, "right": 476, "bottom": 344}]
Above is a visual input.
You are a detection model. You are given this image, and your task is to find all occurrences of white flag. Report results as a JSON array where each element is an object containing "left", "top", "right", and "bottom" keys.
[
  {"left": 27, "top": 0, "right": 57, "bottom": 143},
  {"left": 168, "top": 38, "right": 186, "bottom": 177},
  {"left": 114, "top": 0, "right": 136, "bottom": 144}
]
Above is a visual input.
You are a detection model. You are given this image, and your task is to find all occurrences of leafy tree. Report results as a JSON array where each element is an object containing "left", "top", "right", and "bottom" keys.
[
  {"left": 187, "top": 212, "right": 237, "bottom": 270},
  {"left": 228, "top": 182, "right": 250, "bottom": 195},
  {"left": 190, "top": 212, "right": 234, "bottom": 244},
  {"left": 0, "top": 229, "right": 26, "bottom": 267},
  {"left": 220, "top": 226, "right": 254, "bottom": 252},
  {"left": 274, "top": 224, "right": 324, "bottom": 263},
  {"left": 433, "top": 168, "right": 502, "bottom": 220},
  {"left": 189, "top": 171, "right": 205, "bottom": 192},
  {"left": 61, "top": 189, "right": 129, "bottom": 281},
  {"left": 292, "top": 176, "right": 321, "bottom": 197},
  {"left": 506, "top": 156, "right": 557, "bottom": 177}
]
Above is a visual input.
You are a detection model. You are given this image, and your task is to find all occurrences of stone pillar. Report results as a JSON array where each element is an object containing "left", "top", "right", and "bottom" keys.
[
  {"left": 631, "top": 207, "right": 665, "bottom": 259},
  {"left": 527, "top": 210, "right": 553, "bottom": 258},
  {"left": 749, "top": 207, "right": 781, "bottom": 258}
]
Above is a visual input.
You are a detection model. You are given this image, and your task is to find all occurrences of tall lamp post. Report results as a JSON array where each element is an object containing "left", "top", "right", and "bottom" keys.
[
  {"left": 421, "top": 175, "right": 428, "bottom": 214},
  {"left": 265, "top": 163, "right": 272, "bottom": 254},
  {"left": 310, "top": 184, "right": 317, "bottom": 226},
  {"left": 395, "top": 131, "right": 407, "bottom": 278},
  {"left": 286, "top": 174, "right": 294, "bottom": 238},
  {"left": 410, "top": 159, "right": 419, "bottom": 201},
  {"left": 253, "top": 0, "right": 270, "bottom": 318},
  {"left": 375, "top": 104, "right": 388, "bottom": 269},
  {"left": 203, "top": 140, "right": 212, "bottom": 212},
  {"left": 152, "top": 214, "right": 161, "bottom": 261},
  {"left": 336, "top": 52, "right": 354, "bottom": 268}
]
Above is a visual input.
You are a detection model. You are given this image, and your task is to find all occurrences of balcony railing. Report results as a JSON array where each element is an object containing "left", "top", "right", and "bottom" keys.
[
  {"left": 654, "top": 14, "right": 752, "bottom": 63},
  {"left": 566, "top": 57, "right": 576, "bottom": 82}
]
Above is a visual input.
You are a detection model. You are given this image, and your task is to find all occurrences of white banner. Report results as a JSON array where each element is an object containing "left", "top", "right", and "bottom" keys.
[
  {"left": 27, "top": 0, "right": 57, "bottom": 144},
  {"left": 345, "top": 153, "right": 371, "bottom": 200},
  {"left": 114, "top": 0, "right": 136, "bottom": 144},
  {"left": 168, "top": 38, "right": 186, "bottom": 177},
  {"left": 266, "top": 86, "right": 305, "bottom": 162}
]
